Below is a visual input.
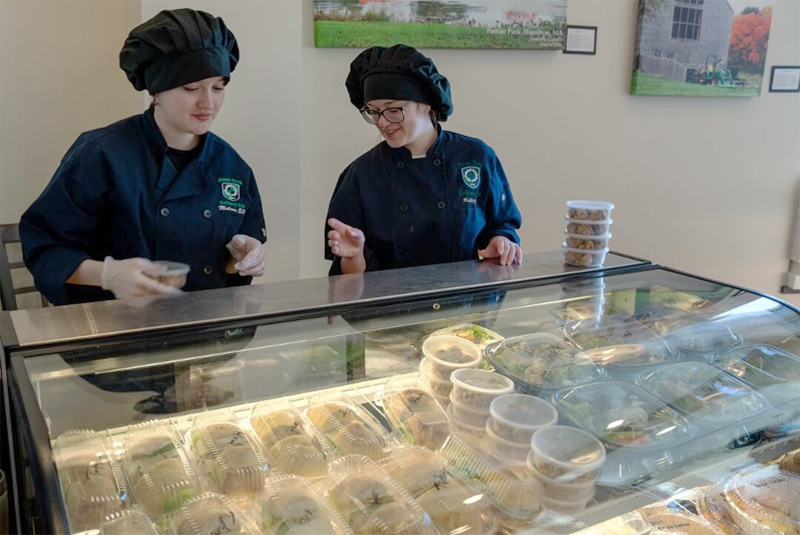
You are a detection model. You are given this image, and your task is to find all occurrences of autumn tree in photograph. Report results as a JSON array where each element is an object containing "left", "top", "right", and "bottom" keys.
[{"left": 728, "top": 7, "right": 772, "bottom": 74}]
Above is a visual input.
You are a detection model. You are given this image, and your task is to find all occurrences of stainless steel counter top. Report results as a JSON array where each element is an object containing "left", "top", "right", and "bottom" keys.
[{"left": 5, "top": 251, "right": 648, "bottom": 348}]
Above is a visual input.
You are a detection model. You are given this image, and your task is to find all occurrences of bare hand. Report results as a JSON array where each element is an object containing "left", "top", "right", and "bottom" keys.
[
  {"left": 478, "top": 236, "right": 522, "bottom": 266},
  {"left": 327, "top": 218, "right": 365, "bottom": 259}
]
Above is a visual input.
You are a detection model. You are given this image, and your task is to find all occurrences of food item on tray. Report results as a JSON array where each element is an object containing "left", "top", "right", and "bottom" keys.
[
  {"left": 308, "top": 402, "right": 360, "bottom": 429},
  {"left": 554, "top": 382, "right": 693, "bottom": 449},
  {"left": 566, "top": 220, "right": 612, "bottom": 236},
  {"left": 188, "top": 421, "right": 265, "bottom": 496},
  {"left": 563, "top": 246, "right": 607, "bottom": 267},
  {"left": 251, "top": 410, "right": 305, "bottom": 449},
  {"left": 696, "top": 486, "right": 745, "bottom": 535},
  {"left": 565, "top": 234, "right": 610, "bottom": 250},
  {"left": 486, "top": 333, "right": 602, "bottom": 390},
  {"left": 126, "top": 433, "right": 180, "bottom": 483},
  {"left": 637, "top": 362, "right": 769, "bottom": 424},
  {"left": 173, "top": 493, "right": 254, "bottom": 535},
  {"left": 779, "top": 450, "right": 800, "bottom": 476},
  {"left": 723, "top": 464, "right": 800, "bottom": 535}
]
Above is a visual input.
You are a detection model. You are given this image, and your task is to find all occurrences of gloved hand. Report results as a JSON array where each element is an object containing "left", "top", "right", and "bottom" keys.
[
  {"left": 226, "top": 234, "right": 265, "bottom": 277},
  {"left": 100, "top": 257, "right": 181, "bottom": 299}
]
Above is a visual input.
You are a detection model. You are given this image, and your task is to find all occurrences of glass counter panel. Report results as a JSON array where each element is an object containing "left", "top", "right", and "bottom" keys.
[{"left": 15, "top": 266, "right": 800, "bottom": 534}]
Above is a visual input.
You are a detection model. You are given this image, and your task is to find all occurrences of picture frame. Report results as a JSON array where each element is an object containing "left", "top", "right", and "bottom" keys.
[
  {"left": 769, "top": 66, "right": 800, "bottom": 92},
  {"left": 563, "top": 25, "right": 597, "bottom": 55}
]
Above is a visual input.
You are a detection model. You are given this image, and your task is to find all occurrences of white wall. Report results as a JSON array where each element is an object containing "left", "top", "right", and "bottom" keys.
[{"left": 1, "top": 0, "right": 799, "bottom": 305}]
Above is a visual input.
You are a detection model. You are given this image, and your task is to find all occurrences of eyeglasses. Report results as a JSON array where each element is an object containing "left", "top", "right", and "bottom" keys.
[{"left": 359, "top": 101, "right": 410, "bottom": 125}]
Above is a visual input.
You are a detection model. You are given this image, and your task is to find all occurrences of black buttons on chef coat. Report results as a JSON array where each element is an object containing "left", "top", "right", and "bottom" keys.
[
  {"left": 203, "top": 265, "right": 213, "bottom": 275},
  {"left": 436, "top": 201, "right": 446, "bottom": 210},
  {"left": 203, "top": 209, "right": 213, "bottom": 218},
  {"left": 397, "top": 162, "right": 405, "bottom": 169},
  {"left": 400, "top": 203, "right": 409, "bottom": 212},
  {"left": 160, "top": 207, "right": 170, "bottom": 217},
  {"left": 433, "top": 158, "right": 441, "bottom": 166}
]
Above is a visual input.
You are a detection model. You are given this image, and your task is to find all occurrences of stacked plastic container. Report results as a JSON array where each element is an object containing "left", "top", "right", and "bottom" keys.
[
  {"left": 483, "top": 393, "right": 558, "bottom": 464},
  {"left": 563, "top": 200, "right": 614, "bottom": 267},
  {"left": 527, "top": 425, "right": 606, "bottom": 514},
  {"left": 419, "top": 335, "right": 482, "bottom": 406},
  {"left": 448, "top": 369, "right": 514, "bottom": 435}
]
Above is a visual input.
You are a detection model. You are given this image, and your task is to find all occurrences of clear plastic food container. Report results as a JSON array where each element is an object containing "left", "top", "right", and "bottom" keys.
[
  {"left": 423, "top": 323, "right": 504, "bottom": 350},
  {"left": 663, "top": 321, "right": 743, "bottom": 355},
  {"left": 381, "top": 376, "right": 449, "bottom": 450},
  {"left": 421, "top": 335, "right": 482, "bottom": 379},
  {"left": 52, "top": 430, "right": 126, "bottom": 532},
  {"left": 711, "top": 344, "right": 800, "bottom": 399},
  {"left": 143, "top": 260, "right": 190, "bottom": 288},
  {"left": 636, "top": 362, "right": 770, "bottom": 426},
  {"left": 564, "top": 316, "right": 666, "bottom": 351},
  {"left": 530, "top": 425, "right": 605, "bottom": 482},
  {"left": 171, "top": 492, "right": 261, "bottom": 535},
  {"left": 642, "top": 510, "right": 727, "bottom": 535},
  {"left": 305, "top": 392, "right": 391, "bottom": 461},
  {"left": 99, "top": 510, "right": 161, "bottom": 535},
  {"left": 565, "top": 217, "right": 613, "bottom": 236},
  {"left": 383, "top": 446, "right": 498, "bottom": 535},
  {"left": 566, "top": 200, "right": 614, "bottom": 221},
  {"left": 526, "top": 453, "right": 595, "bottom": 501},
  {"left": 249, "top": 399, "right": 328, "bottom": 478},
  {"left": 446, "top": 403, "right": 486, "bottom": 437},
  {"left": 696, "top": 485, "right": 746, "bottom": 535},
  {"left": 565, "top": 232, "right": 612, "bottom": 250},
  {"left": 489, "top": 393, "right": 559, "bottom": 444},
  {"left": 571, "top": 511, "right": 652, "bottom": 535},
  {"left": 553, "top": 382, "right": 694, "bottom": 450},
  {"left": 325, "top": 454, "right": 438, "bottom": 535},
  {"left": 449, "top": 392, "right": 491, "bottom": 428},
  {"left": 249, "top": 475, "right": 350, "bottom": 535},
  {"left": 543, "top": 488, "right": 596, "bottom": 515},
  {"left": 419, "top": 358, "right": 454, "bottom": 399},
  {"left": 722, "top": 464, "right": 800, "bottom": 535},
  {"left": 563, "top": 244, "right": 609, "bottom": 267},
  {"left": 483, "top": 422, "right": 531, "bottom": 463},
  {"left": 578, "top": 342, "right": 676, "bottom": 368},
  {"left": 485, "top": 333, "right": 603, "bottom": 392},
  {"left": 186, "top": 412, "right": 268, "bottom": 497},
  {"left": 449, "top": 369, "right": 515, "bottom": 411},
  {"left": 119, "top": 424, "right": 199, "bottom": 520}
]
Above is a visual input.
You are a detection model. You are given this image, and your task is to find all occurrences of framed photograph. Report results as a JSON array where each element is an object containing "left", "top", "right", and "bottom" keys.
[
  {"left": 563, "top": 25, "right": 597, "bottom": 54},
  {"left": 769, "top": 66, "right": 800, "bottom": 92}
]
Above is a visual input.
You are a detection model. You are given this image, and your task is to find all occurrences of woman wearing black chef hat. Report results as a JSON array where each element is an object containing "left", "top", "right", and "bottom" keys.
[
  {"left": 20, "top": 8, "right": 266, "bottom": 305},
  {"left": 325, "top": 44, "right": 522, "bottom": 275}
]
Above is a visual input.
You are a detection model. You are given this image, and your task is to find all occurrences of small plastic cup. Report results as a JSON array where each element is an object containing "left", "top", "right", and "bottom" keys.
[
  {"left": 526, "top": 452, "right": 595, "bottom": 501},
  {"left": 422, "top": 336, "right": 482, "bottom": 379},
  {"left": 144, "top": 260, "right": 190, "bottom": 288},
  {"left": 564, "top": 232, "right": 611, "bottom": 250},
  {"left": 484, "top": 423, "right": 531, "bottom": 463},
  {"left": 563, "top": 244, "right": 608, "bottom": 267},
  {"left": 446, "top": 404, "right": 485, "bottom": 437},
  {"left": 530, "top": 426, "right": 605, "bottom": 482},
  {"left": 450, "top": 369, "right": 515, "bottom": 411},
  {"left": 542, "top": 489, "right": 596, "bottom": 514},
  {"left": 565, "top": 217, "right": 613, "bottom": 236},
  {"left": 489, "top": 394, "right": 559, "bottom": 444},
  {"left": 449, "top": 393, "right": 491, "bottom": 428},
  {"left": 566, "top": 200, "right": 614, "bottom": 221},
  {"left": 419, "top": 360, "right": 454, "bottom": 399}
]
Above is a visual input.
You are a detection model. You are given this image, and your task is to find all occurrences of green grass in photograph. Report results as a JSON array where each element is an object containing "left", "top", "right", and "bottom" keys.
[
  {"left": 630, "top": 72, "right": 760, "bottom": 97},
  {"left": 314, "top": 20, "right": 563, "bottom": 50}
]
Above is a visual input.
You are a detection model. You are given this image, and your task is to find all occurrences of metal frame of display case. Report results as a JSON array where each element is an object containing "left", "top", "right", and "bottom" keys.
[{"left": 2, "top": 250, "right": 799, "bottom": 534}]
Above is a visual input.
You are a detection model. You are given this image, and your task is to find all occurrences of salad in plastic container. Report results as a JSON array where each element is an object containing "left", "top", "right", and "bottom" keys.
[
  {"left": 636, "top": 362, "right": 770, "bottom": 426},
  {"left": 711, "top": 344, "right": 800, "bottom": 399},
  {"left": 662, "top": 321, "right": 743, "bottom": 355},
  {"left": 485, "top": 333, "right": 604, "bottom": 392},
  {"left": 423, "top": 323, "right": 504, "bottom": 350},
  {"left": 553, "top": 382, "right": 694, "bottom": 449},
  {"left": 564, "top": 316, "right": 669, "bottom": 353}
]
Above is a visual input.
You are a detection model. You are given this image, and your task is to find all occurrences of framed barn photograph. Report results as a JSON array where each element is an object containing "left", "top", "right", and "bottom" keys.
[
  {"left": 631, "top": 0, "right": 775, "bottom": 97},
  {"left": 313, "top": 0, "right": 567, "bottom": 50}
]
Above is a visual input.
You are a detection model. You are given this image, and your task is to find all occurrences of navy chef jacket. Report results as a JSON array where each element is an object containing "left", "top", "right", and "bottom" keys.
[
  {"left": 325, "top": 130, "right": 521, "bottom": 275},
  {"left": 21, "top": 108, "right": 266, "bottom": 305}
]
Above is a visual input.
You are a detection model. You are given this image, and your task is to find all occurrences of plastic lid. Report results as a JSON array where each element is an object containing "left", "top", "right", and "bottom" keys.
[
  {"left": 146, "top": 260, "right": 190, "bottom": 275},
  {"left": 422, "top": 336, "right": 482, "bottom": 372},
  {"left": 490, "top": 394, "right": 559, "bottom": 431},
  {"left": 565, "top": 215, "right": 613, "bottom": 224},
  {"left": 564, "top": 231, "right": 612, "bottom": 239},
  {"left": 566, "top": 200, "right": 614, "bottom": 210},
  {"left": 450, "top": 369, "right": 515, "bottom": 395},
  {"left": 530, "top": 425, "right": 606, "bottom": 472},
  {"left": 562, "top": 243, "right": 610, "bottom": 254}
]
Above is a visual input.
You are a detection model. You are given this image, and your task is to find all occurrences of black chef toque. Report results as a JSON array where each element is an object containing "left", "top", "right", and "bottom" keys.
[
  {"left": 120, "top": 8, "right": 239, "bottom": 94},
  {"left": 346, "top": 44, "right": 453, "bottom": 122}
]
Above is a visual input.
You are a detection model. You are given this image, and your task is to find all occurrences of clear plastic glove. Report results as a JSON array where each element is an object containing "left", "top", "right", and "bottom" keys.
[
  {"left": 100, "top": 257, "right": 181, "bottom": 299},
  {"left": 226, "top": 234, "right": 265, "bottom": 277}
]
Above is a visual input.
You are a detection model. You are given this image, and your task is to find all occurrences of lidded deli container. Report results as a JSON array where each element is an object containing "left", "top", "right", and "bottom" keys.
[
  {"left": 564, "top": 316, "right": 675, "bottom": 364},
  {"left": 721, "top": 464, "right": 800, "bottom": 535},
  {"left": 186, "top": 410, "right": 268, "bottom": 497},
  {"left": 380, "top": 375, "right": 450, "bottom": 450},
  {"left": 485, "top": 333, "right": 604, "bottom": 393},
  {"left": 420, "top": 335, "right": 482, "bottom": 379},
  {"left": 661, "top": 321, "right": 743, "bottom": 356},
  {"left": 171, "top": 492, "right": 261, "bottom": 535},
  {"left": 710, "top": 343, "right": 800, "bottom": 400},
  {"left": 52, "top": 430, "right": 126, "bottom": 532},
  {"left": 563, "top": 201, "right": 614, "bottom": 267},
  {"left": 488, "top": 393, "right": 558, "bottom": 445},
  {"left": 422, "top": 322, "right": 504, "bottom": 352},
  {"left": 305, "top": 391, "right": 392, "bottom": 462},
  {"left": 99, "top": 511, "right": 161, "bottom": 535},
  {"left": 118, "top": 422, "right": 199, "bottom": 520},
  {"left": 249, "top": 398, "right": 329, "bottom": 478}
]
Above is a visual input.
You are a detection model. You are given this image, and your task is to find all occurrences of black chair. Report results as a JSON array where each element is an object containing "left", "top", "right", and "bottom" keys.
[{"left": 0, "top": 223, "right": 48, "bottom": 310}]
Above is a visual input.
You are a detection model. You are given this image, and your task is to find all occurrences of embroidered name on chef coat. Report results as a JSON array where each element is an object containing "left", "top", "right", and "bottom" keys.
[{"left": 217, "top": 177, "right": 247, "bottom": 215}]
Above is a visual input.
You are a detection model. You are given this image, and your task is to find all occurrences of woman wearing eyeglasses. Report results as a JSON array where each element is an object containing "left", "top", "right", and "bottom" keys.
[{"left": 325, "top": 44, "right": 522, "bottom": 275}]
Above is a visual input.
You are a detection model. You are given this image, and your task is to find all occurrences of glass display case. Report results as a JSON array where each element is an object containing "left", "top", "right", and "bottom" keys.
[{"left": 2, "top": 251, "right": 800, "bottom": 535}]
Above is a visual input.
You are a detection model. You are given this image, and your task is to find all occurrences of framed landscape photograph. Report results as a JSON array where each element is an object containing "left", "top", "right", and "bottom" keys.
[
  {"left": 313, "top": 0, "right": 567, "bottom": 50},
  {"left": 631, "top": 0, "right": 775, "bottom": 97}
]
